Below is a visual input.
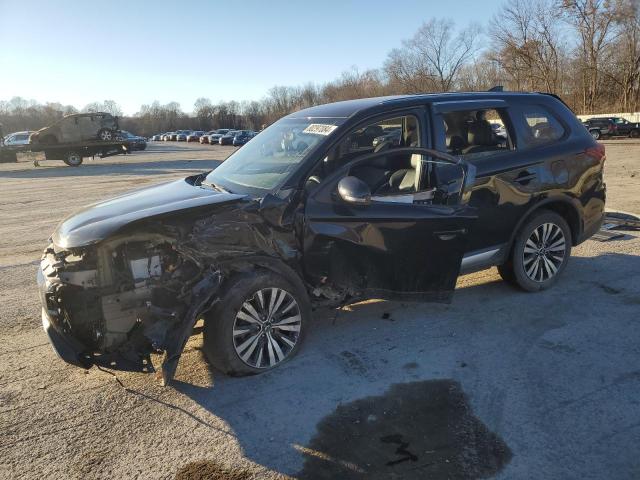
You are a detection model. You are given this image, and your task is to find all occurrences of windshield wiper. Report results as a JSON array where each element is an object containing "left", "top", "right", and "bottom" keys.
[{"left": 204, "top": 181, "right": 232, "bottom": 194}]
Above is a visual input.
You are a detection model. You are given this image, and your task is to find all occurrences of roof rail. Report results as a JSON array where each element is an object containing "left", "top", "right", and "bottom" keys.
[{"left": 488, "top": 86, "right": 504, "bottom": 92}]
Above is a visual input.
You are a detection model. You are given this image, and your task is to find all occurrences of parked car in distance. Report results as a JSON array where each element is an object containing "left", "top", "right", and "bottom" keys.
[
  {"left": 151, "top": 134, "right": 164, "bottom": 141},
  {"left": 582, "top": 117, "right": 640, "bottom": 139},
  {"left": 206, "top": 133, "right": 223, "bottom": 144},
  {"left": 120, "top": 130, "right": 147, "bottom": 151},
  {"left": 206, "top": 129, "right": 232, "bottom": 145},
  {"left": 187, "top": 131, "right": 205, "bottom": 142},
  {"left": 176, "top": 130, "right": 192, "bottom": 142},
  {"left": 30, "top": 112, "right": 119, "bottom": 145},
  {"left": 3, "top": 131, "right": 33, "bottom": 146},
  {"left": 199, "top": 131, "right": 218, "bottom": 144},
  {"left": 166, "top": 132, "right": 179, "bottom": 141},
  {"left": 372, "top": 127, "right": 401, "bottom": 148},
  {"left": 37, "top": 91, "right": 605, "bottom": 384},
  {"left": 219, "top": 130, "right": 238, "bottom": 145},
  {"left": 491, "top": 122, "right": 507, "bottom": 138},
  {"left": 232, "top": 130, "right": 255, "bottom": 146}
]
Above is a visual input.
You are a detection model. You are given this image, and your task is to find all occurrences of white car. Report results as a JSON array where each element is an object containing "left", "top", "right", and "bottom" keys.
[{"left": 3, "top": 131, "right": 32, "bottom": 146}]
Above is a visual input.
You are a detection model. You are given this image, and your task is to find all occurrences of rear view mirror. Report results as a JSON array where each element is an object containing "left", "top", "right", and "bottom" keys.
[{"left": 338, "top": 176, "right": 371, "bottom": 205}]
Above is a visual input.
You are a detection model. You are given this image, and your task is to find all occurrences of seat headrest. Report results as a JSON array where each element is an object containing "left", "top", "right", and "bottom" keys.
[
  {"left": 467, "top": 121, "right": 494, "bottom": 146},
  {"left": 374, "top": 140, "right": 392, "bottom": 153},
  {"left": 448, "top": 135, "right": 466, "bottom": 152}
]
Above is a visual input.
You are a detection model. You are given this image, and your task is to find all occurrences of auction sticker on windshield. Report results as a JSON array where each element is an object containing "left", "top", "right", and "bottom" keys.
[{"left": 303, "top": 124, "right": 338, "bottom": 135}]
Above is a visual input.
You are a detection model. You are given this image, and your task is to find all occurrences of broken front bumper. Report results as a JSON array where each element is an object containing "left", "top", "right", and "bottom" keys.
[
  {"left": 37, "top": 266, "right": 89, "bottom": 368},
  {"left": 37, "top": 260, "right": 155, "bottom": 373}
]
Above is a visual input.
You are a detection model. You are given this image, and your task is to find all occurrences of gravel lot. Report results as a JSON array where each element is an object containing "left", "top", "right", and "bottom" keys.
[{"left": 0, "top": 141, "right": 639, "bottom": 479}]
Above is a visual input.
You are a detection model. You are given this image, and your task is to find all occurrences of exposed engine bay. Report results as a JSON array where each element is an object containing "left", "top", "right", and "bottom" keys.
[{"left": 39, "top": 234, "right": 221, "bottom": 383}]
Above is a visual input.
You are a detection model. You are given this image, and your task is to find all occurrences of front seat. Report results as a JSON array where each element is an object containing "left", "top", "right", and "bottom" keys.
[
  {"left": 464, "top": 119, "right": 498, "bottom": 155},
  {"left": 385, "top": 122, "right": 421, "bottom": 192},
  {"left": 387, "top": 152, "right": 423, "bottom": 193}
]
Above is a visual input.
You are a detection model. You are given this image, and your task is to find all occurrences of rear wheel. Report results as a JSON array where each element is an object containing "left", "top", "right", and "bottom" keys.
[
  {"left": 498, "top": 210, "right": 571, "bottom": 292},
  {"left": 63, "top": 151, "right": 83, "bottom": 167},
  {"left": 203, "top": 271, "right": 309, "bottom": 376}
]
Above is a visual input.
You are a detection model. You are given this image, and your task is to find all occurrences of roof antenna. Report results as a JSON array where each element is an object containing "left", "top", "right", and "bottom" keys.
[{"left": 488, "top": 86, "right": 504, "bottom": 92}]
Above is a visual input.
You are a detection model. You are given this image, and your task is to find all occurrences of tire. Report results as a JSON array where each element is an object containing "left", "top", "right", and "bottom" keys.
[
  {"left": 498, "top": 210, "right": 571, "bottom": 292},
  {"left": 203, "top": 270, "right": 310, "bottom": 376},
  {"left": 590, "top": 130, "right": 600, "bottom": 140},
  {"left": 630, "top": 129, "right": 640, "bottom": 138},
  {"left": 97, "top": 128, "right": 113, "bottom": 141},
  {"left": 63, "top": 151, "right": 83, "bottom": 167}
]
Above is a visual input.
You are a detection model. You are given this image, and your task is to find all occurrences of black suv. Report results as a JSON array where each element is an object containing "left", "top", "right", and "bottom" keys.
[
  {"left": 583, "top": 116, "right": 640, "bottom": 139},
  {"left": 37, "top": 92, "right": 606, "bottom": 383}
]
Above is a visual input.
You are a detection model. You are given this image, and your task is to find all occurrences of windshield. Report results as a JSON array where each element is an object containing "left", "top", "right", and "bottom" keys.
[{"left": 205, "top": 116, "right": 344, "bottom": 194}]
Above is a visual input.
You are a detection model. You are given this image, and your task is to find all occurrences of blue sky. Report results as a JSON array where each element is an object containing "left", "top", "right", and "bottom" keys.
[{"left": 0, "top": 0, "right": 501, "bottom": 115}]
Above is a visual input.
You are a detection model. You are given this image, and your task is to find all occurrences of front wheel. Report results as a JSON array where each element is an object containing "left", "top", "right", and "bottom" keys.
[
  {"left": 590, "top": 129, "right": 600, "bottom": 140},
  {"left": 630, "top": 129, "right": 640, "bottom": 138},
  {"left": 498, "top": 210, "right": 571, "bottom": 292},
  {"left": 63, "top": 151, "right": 83, "bottom": 167},
  {"left": 203, "top": 271, "right": 309, "bottom": 376}
]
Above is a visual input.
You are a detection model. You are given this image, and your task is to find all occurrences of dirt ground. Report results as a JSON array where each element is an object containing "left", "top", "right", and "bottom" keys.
[{"left": 0, "top": 141, "right": 639, "bottom": 479}]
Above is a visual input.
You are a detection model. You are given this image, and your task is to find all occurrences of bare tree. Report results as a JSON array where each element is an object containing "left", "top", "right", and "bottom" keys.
[
  {"left": 194, "top": 97, "right": 214, "bottom": 129},
  {"left": 83, "top": 100, "right": 123, "bottom": 116},
  {"left": 388, "top": 19, "right": 480, "bottom": 92},
  {"left": 384, "top": 47, "right": 439, "bottom": 93},
  {"left": 562, "top": 0, "right": 622, "bottom": 112},
  {"left": 607, "top": 0, "right": 640, "bottom": 110},
  {"left": 490, "top": 0, "right": 566, "bottom": 93}
]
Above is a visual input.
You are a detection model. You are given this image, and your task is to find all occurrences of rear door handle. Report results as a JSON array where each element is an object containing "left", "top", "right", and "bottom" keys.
[
  {"left": 434, "top": 228, "right": 467, "bottom": 241},
  {"left": 515, "top": 171, "right": 537, "bottom": 185}
]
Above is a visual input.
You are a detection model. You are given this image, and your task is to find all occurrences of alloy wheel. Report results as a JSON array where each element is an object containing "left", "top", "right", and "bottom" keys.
[
  {"left": 232, "top": 287, "right": 302, "bottom": 369},
  {"left": 100, "top": 130, "right": 113, "bottom": 141},
  {"left": 522, "top": 222, "right": 566, "bottom": 282}
]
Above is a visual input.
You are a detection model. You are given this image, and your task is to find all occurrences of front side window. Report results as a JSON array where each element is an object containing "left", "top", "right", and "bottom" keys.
[
  {"left": 521, "top": 105, "right": 565, "bottom": 147},
  {"left": 205, "top": 116, "right": 345, "bottom": 194},
  {"left": 305, "top": 115, "right": 425, "bottom": 197},
  {"left": 440, "top": 108, "right": 512, "bottom": 160},
  {"left": 335, "top": 115, "right": 420, "bottom": 164}
]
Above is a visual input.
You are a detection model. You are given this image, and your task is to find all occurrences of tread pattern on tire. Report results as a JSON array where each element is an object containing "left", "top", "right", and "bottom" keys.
[
  {"left": 202, "top": 270, "right": 309, "bottom": 377},
  {"left": 498, "top": 209, "right": 572, "bottom": 292}
]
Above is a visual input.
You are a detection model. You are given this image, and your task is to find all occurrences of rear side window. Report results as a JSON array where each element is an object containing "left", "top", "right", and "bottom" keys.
[
  {"left": 439, "top": 108, "right": 513, "bottom": 160},
  {"left": 521, "top": 106, "right": 565, "bottom": 147}
]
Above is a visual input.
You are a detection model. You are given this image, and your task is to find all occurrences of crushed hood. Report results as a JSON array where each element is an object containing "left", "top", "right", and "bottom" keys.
[{"left": 52, "top": 177, "right": 246, "bottom": 248}]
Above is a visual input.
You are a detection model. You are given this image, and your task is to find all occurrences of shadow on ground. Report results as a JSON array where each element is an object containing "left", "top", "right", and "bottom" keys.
[
  {"left": 168, "top": 252, "right": 640, "bottom": 479},
  {"left": 132, "top": 249, "right": 639, "bottom": 479}
]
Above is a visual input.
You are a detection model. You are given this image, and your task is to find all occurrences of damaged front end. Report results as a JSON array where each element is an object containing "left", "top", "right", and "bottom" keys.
[{"left": 38, "top": 234, "right": 221, "bottom": 384}]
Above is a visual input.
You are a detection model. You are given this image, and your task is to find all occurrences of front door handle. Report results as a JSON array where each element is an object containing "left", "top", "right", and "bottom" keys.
[{"left": 434, "top": 228, "right": 467, "bottom": 241}]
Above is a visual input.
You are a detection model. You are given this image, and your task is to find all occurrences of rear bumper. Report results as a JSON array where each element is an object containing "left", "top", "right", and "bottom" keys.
[{"left": 578, "top": 211, "right": 604, "bottom": 244}]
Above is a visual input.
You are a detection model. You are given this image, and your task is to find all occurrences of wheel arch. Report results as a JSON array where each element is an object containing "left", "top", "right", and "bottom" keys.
[
  {"left": 507, "top": 197, "right": 581, "bottom": 252},
  {"left": 218, "top": 256, "right": 311, "bottom": 305}
]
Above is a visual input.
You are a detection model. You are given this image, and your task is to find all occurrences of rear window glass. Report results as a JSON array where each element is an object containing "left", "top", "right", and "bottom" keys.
[{"left": 521, "top": 106, "right": 565, "bottom": 147}]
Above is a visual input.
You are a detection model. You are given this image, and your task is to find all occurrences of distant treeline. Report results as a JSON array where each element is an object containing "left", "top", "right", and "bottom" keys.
[{"left": 2, "top": 0, "right": 639, "bottom": 137}]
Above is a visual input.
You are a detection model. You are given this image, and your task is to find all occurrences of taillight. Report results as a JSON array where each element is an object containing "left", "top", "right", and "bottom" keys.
[{"left": 585, "top": 143, "right": 606, "bottom": 164}]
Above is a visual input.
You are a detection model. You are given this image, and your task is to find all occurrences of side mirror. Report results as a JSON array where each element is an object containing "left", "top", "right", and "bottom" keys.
[{"left": 338, "top": 176, "right": 371, "bottom": 205}]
